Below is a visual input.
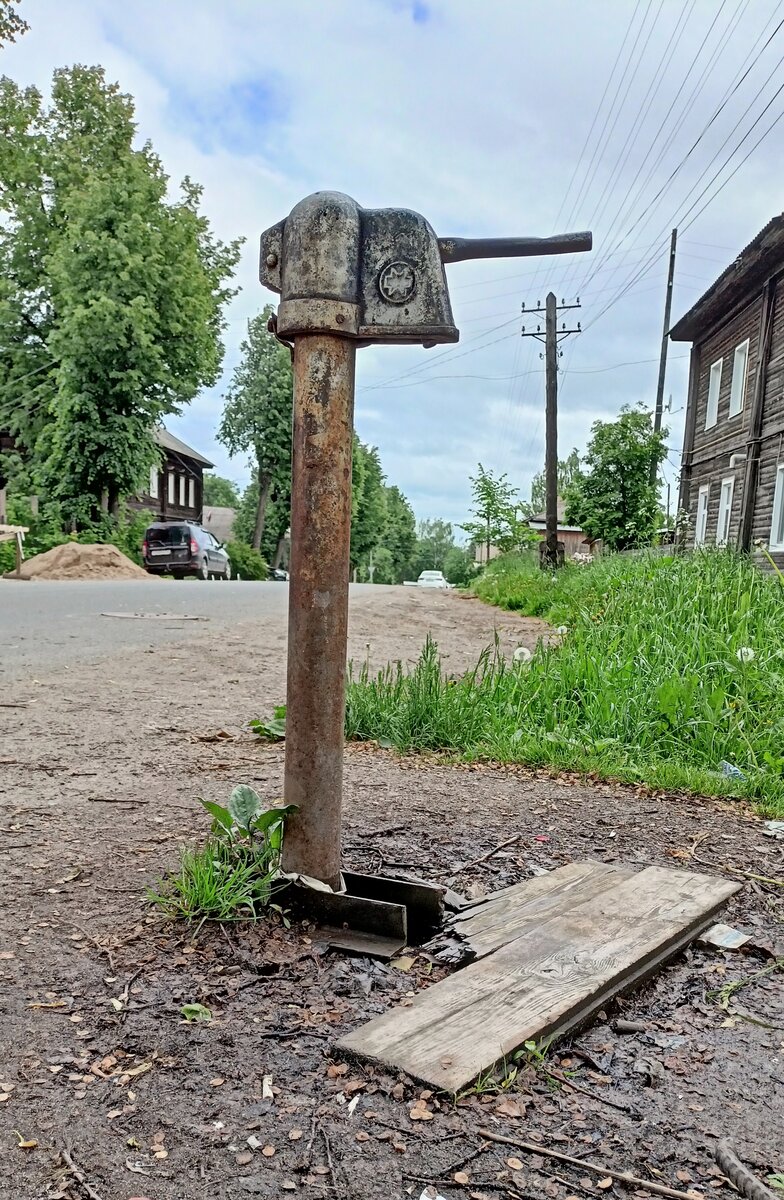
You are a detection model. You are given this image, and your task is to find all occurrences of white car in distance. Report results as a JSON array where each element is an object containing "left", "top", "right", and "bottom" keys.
[{"left": 403, "top": 570, "right": 452, "bottom": 588}]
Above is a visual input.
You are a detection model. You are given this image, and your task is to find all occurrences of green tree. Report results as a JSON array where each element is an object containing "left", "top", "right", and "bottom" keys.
[
  {"left": 460, "top": 463, "right": 533, "bottom": 558},
  {"left": 443, "top": 544, "right": 477, "bottom": 586},
  {"left": 380, "top": 485, "right": 416, "bottom": 583},
  {"left": 408, "top": 519, "right": 456, "bottom": 576},
  {"left": 565, "top": 405, "right": 667, "bottom": 552},
  {"left": 203, "top": 474, "right": 240, "bottom": 508},
  {"left": 218, "top": 306, "right": 292, "bottom": 550},
  {"left": 530, "top": 447, "right": 581, "bottom": 511},
  {"left": 351, "top": 441, "right": 387, "bottom": 573},
  {"left": 233, "top": 473, "right": 290, "bottom": 566},
  {"left": 0, "top": 66, "right": 241, "bottom": 523},
  {"left": 0, "top": 0, "right": 28, "bottom": 46}
]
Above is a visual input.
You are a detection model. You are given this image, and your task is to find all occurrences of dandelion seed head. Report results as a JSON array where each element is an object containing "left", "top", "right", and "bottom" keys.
[
  {"left": 736, "top": 646, "right": 755, "bottom": 663},
  {"left": 513, "top": 646, "right": 532, "bottom": 664}
]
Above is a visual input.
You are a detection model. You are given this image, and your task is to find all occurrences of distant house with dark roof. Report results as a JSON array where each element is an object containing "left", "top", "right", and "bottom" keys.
[
  {"left": 528, "top": 499, "right": 598, "bottom": 558},
  {"left": 670, "top": 214, "right": 784, "bottom": 565},
  {"left": 132, "top": 427, "right": 214, "bottom": 523}
]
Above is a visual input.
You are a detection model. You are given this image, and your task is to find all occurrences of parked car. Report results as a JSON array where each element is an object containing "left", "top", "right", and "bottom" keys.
[
  {"left": 416, "top": 570, "right": 451, "bottom": 588},
  {"left": 142, "top": 521, "right": 231, "bottom": 580},
  {"left": 268, "top": 567, "right": 289, "bottom": 581}
]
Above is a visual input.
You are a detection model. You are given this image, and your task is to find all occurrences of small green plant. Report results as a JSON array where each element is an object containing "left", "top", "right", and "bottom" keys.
[
  {"left": 768, "top": 1174, "right": 784, "bottom": 1191},
  {"left": 148, "top": 786, "right": 296, "bottom": 924},
  {"left": 515, "top": 1036, "right": 554, "bottom": 1070},
  {"left": 250, "top": 705, "right": 287, "bottom": 741},
  {"left": 454, "top": 1059, "right": 519, "bottom": 1099},
  {"left": 180, "top": 1003, "right": 212, "bottom": 1022},
  {"left": 707, "top": 959, "right": 784, "bottom": 1012}
]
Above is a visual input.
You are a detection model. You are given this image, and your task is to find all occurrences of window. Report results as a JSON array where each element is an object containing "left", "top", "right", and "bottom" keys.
[
  {"left": 716, "top": 476, "right": 735, "bottom": 547},
  {"left": 149, "top": 466, "right": 159, "bottom": 498},
  {"left": 770, "top": 465, "right": 784, "bottom": 550},
  {"left": 188, "top": 477, "right": 195, "bottom": 509},
  {"left": 167, "top": 471, "right": 175, "bottom": 504},
  {"left": 705, "top": 359, "right": 722, "bottom": 429},
  {"left": 695, "top": 484, "right": 710, "bottom": 546},
  {"left": 729, "top": 339, "right": 749, "bottom": 418},
  {"left": 179, "top": 474, "right": 186, "bottom": 506}
]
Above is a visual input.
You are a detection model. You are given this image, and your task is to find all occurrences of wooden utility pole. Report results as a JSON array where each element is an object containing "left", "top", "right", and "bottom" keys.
[
  {"left": 521, "top": 294, "right": 582, "bottom": 569},
  {"left": 650, "top": 228, "right": 677, "bottom": 485}
]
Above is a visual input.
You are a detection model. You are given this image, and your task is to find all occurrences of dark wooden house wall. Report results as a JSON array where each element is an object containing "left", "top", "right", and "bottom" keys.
[
  {"left": 131, "top": 456, "right": 204, "bottom": 523},
  {"left": 679, "top": 275, "right": 784, "bottom": 567}
]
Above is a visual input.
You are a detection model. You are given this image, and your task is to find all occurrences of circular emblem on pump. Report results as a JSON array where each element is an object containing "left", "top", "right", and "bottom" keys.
[{"left": 378, "top": 261, "right": 416, "bottom": 304}]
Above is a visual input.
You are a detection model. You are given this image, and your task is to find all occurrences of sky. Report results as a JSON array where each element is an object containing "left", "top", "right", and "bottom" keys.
[{"left": 5, "top": 0, "right": 784, "bottom": 528}]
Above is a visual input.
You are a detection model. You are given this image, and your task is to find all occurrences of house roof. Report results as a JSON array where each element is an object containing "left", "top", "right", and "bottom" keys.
[
  {"left": 154, "top": 426, "right": 214, "bottom": 468},
  {"left": 528, "top": 499, "right": 583, "bottom": 531},
  {"left": 669, "top": 214, "right": 784, "bottom": 341},
  {"left": 203, "top": 506, "right": 236, "bottom": 543}
]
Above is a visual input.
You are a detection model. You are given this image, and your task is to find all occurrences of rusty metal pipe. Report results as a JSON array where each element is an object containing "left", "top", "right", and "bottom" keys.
[
  {"left": 438, "top": 232, "right": 592, "bottom": 263},
  {"left": 281, "top": 334, "right": 356, "bottom": 889}
]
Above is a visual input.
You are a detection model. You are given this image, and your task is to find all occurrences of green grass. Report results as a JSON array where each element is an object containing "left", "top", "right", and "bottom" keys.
[
  {"left": 346, "top": 550, "right": 784, "bottom": 817},
  {"left": 147, "top": 838, "right": 280, "bottom": 924}
]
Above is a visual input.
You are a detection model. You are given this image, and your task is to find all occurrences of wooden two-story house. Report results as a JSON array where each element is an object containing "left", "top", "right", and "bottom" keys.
[
  {"left": 137, "top": 427, "right": 214, "bottom": 523},
  {"left": 670, "top": 214, "right": 784, "bottom": 565}
]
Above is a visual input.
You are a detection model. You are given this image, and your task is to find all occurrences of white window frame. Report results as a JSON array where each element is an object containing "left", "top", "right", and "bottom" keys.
[
  {"left": 149, "top": 465, "right": 159, "bottom": 498},
  {"left": 167, "top": 471, "right": 175, "bottom": 504},
  {"left": 770, "top": 464, "right": 784, "bottom": 551},
  {"left": 705, "top": 359, "right": 722, "bottom": 429},
  {"left": 716, "top": 476, "right": 735, "bottom": 547},
  {"left": 188, "top": 477, "right": 195, "bottom": 509},
  {"left": 729, "top": 339, "right": 749, "bottom": 418},
  {"left": 695, "top": 484, "right": 710, "bottom": 547},
  {"left": 179, "top": 474, "right": 187, "bottom": 506}
]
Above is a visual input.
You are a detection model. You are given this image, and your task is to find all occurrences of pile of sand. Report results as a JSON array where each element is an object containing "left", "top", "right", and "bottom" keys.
[{"left": 9, "top": 542, "right": 149, "bottom": 581}]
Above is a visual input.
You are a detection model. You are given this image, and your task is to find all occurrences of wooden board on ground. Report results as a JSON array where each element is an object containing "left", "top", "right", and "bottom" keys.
[
  {"left": 444, "top": 860, "right": 634, "bottom": 961},
  {"left": 338, "top": 863, "right": 740, "bottom": 1092}
]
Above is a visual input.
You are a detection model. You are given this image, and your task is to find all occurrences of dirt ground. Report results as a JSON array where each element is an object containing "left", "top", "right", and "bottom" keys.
[{"left": 1, "top": 588, "right": 782, "bottom": 1200}]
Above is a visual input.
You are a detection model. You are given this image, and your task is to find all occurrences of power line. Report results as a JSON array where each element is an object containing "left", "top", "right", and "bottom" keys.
[
  {"left": 576, "top": 0, "right": 744, "bottom": 292},
  {"left": 585, "top": 81, "right": 784, "bottom": 330},
  {"left": 589, "top": 8, "right": 784, "bottom": 286}
]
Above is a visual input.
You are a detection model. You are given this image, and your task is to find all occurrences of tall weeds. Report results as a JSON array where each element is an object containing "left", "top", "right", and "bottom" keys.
[{"left": 346, "top": 551, "right": 784, "bottom": 816}]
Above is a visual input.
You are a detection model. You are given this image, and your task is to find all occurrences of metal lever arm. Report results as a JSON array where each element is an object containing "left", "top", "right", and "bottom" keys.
[{"left": 438, "top": 232, "right": 592, "bottom": 264}]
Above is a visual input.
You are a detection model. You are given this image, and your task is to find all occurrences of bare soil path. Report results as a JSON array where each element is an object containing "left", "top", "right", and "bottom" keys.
[{"left": 0, "top": 585, "right": 781, "bottom": 1200}]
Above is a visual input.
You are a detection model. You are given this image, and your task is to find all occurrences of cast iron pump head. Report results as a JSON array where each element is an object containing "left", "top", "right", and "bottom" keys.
[{"left": 260, "top": 191, "right": 591, "bottom": 348}]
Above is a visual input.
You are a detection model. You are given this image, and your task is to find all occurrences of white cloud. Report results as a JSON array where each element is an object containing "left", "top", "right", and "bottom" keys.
[{"left": 6, "top": 0, "right": 784, "bottom": 521}]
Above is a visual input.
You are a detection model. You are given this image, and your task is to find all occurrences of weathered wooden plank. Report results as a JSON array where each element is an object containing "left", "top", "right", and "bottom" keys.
[
  {"left": 338, "top": 865, "right": 739, "bottom": 1091},
  {"left": 448, "top": 861, "right": 633, "bottom": 960}
]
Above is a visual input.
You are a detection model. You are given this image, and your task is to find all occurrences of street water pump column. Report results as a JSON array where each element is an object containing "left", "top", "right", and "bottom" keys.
[{"left": 259, "top": 191, "right": 591, "bottom": 888}]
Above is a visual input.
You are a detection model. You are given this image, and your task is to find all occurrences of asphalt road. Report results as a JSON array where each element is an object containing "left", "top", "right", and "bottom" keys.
[{"left": 0, "top": 579, "right": 321, "bottom": 678}]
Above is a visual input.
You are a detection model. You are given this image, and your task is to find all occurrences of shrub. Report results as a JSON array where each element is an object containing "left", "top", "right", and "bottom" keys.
[{"left": 226, "top": 540, "right": 268, "bottom": 580}]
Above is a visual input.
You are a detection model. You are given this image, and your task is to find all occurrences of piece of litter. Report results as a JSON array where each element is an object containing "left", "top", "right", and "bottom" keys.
[
  {"left": 261, "top": 1075, "right": 274, "bottom": 1099},
  {"left": 247, "top": 1135, "right": 263, "bottom": 1151},
  {"left": 763, "top": 820, "right": 784, "bottom": 840},
  {"left": 419, "top": 1189, "right": 448, "bottom": 1200},
  {"left": 718, "top": 760, "right": 745, "bottom": 779},
  {"left": 698, "top": 923, "right": 751, "bottom": 951},
  {"left": 347, "top": 1095, "right": 360, "bottom": 1116},
  {"left": 101, "top": 611, "right": 207, "bottom": 621}
]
